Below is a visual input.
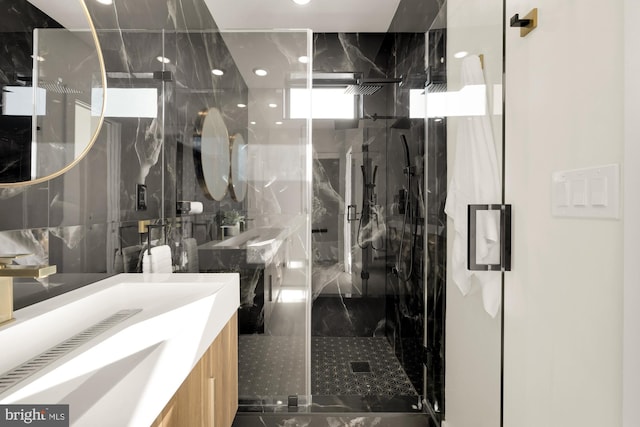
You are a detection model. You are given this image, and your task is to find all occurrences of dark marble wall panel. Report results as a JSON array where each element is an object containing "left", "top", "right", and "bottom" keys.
[
  {"left": 83, "top": 0, "right": 218, "bottom": 31},
  {"left": 383, "top": 33, "right": 427, "bottom": 399}
]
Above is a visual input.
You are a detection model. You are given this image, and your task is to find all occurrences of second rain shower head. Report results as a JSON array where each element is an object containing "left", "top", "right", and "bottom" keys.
[{"left": 344, "top": 76, "right": 403, "bottom": 96}]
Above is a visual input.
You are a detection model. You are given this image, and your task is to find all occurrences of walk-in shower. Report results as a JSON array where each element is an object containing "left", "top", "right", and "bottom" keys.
[{"left": 310, "top": 32, "right": 435, "bottom": 412}]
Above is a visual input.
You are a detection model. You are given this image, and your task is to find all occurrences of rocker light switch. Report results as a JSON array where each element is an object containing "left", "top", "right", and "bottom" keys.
[
  {"left": 571, "top": 178, "right": 587, "bottom": 206},
  {"left": 553, "top": 180, "right": 570, "bottom": 207},
  {"left": 590, "top": 176, "right": 608, "bottom": 206}
]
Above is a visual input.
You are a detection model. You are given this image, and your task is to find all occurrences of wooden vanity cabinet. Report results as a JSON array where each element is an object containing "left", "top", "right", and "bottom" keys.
[{"left": 151, "top": 313, "right": 238, "bottom": 427}]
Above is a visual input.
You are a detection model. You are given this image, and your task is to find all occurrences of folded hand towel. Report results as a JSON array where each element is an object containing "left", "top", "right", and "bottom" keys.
[{"left": 142, "top": 244, "right": 173, "bottom": 274}]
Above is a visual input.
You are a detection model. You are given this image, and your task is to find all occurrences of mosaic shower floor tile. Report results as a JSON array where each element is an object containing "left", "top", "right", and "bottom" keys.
[{"left": 312, "top": 337, "right": 417, "bottom": 397}]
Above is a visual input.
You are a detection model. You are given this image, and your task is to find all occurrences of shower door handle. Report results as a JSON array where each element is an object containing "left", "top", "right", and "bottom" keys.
[{"left": 467, "top": 204, "right": 512, "bottom": 271}]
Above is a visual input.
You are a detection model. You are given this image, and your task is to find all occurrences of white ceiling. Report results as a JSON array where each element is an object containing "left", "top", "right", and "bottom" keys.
[
  {"left": 27, "top": 0, "right": 403, "bottom": 32},
  {"left": 204, "top": 0, "right": 402, "bottom": 32}
]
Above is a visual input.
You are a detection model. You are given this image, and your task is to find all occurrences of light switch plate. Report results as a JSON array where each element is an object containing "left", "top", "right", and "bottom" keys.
[{"left": 551, "top": 164, "right": 619, "bottom": 219}]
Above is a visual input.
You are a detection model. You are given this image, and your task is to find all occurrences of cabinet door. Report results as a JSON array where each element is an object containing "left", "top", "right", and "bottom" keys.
[
  {"left": 206, "top": 313, "right": 239, "bottom": 427},
  {"left": 150, "top": 315, "right": 238, "bottom": 427}
]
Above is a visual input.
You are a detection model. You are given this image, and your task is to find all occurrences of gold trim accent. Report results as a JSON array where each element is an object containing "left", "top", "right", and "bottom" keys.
[
  {"left": 0, "top": 265, "right": 57, "bottom": 278},
  {"left": 138, "top": 220, "right": 151, "bottom": 233},
  {"left": 521, "top": 8, "right": 538, "bottom": 37},
  {"left": 0, "top": 0, "right": 107, "bottom": 188},
  {"left": 478, "top": 54, "right": 485, "bottom": 70},
  {"left": 0, "top": 277, "right": 13, "bottom": 326},
  {"left": 0, "top": 254, "right": 32, "bottom": 265},
  {"left": 0, "top": 318, "right": 16, "bottom": 328}
]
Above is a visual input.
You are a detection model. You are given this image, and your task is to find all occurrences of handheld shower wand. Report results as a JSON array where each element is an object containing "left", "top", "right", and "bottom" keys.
[{"left": 396, "top": 134, "right": 415, "bottom": 281}]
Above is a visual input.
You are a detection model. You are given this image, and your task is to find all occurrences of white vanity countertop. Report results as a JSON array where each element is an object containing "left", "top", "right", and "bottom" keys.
[{"left": 0, "top": 273, "right": 240, "bottom": 427}]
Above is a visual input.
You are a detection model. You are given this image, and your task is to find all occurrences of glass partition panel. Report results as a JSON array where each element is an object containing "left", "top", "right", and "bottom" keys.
[
  {"left": 175, "top": 30, "right": 313, "bottom": 407},
  {"left": 88, "top": 27, "right": 312, "bottom": 406}
]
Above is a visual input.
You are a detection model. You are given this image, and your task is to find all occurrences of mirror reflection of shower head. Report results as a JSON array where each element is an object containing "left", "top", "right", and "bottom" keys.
[{"left": 391, "top": 117, "right": 412, "bottom": 130}]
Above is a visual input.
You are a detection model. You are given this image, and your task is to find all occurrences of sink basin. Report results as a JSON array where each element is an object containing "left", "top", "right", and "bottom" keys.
[
  {"left": 0, "top": 273, "right": 239, "bottom": 427},
  {"left": 199, "top": 227, "right": 287, "bottom": 268},
  {"left": 212, "top": 227, "right": 283, "bottom": 249}
]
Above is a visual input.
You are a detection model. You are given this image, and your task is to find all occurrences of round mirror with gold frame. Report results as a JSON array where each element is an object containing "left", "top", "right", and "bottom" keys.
[{"left": 0, "top": 0, "right": 106, "bottom": 188}]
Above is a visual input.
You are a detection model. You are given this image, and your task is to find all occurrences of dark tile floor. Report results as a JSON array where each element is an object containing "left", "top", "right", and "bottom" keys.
[
  {"left": 232, "top": 413, "right": 436, "bottom": 427},
  {"left": 238, "top": 335, "right": 416, "bottom": 399},
  {"left": 312, "top": 337, "right": 416, "bottom": 397},
  {"left": 238, "top": 335, "right": 306, "bottom": 397}
]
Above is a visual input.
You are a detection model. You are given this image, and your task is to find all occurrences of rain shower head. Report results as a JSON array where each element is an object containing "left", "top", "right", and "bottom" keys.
[
  {"left": 344, "top": 84, "right": 383, "bottom": 96},
  {"left": 311, "top": 72, "right": 402, "bottom": 96},
  {"left": 333, "top": 114, "right": 412, "bottom": 131},
  {"left": 39, "top": 81, "right": 83, "bottom": 94}
]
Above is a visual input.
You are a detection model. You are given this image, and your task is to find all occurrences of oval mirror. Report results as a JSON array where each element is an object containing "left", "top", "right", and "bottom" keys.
[
  {"left": 0, "top": 0, "right": 106, "bottom": 187},
  {"left": 193, "top": 108, "right": 230, "bottom": 201},
  {"left": 229, "top": 133, "right": 248, "bottom": 202}
]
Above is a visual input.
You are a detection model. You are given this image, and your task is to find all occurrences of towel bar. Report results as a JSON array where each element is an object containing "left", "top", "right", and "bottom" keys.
[{"left": 145, "top": 223, "right": 167, "bottom": 255}]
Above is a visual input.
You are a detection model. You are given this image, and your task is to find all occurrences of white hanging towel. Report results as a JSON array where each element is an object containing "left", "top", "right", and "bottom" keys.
[
  {"left": 444, "top": 54, "right": 502, "bottom": 317},
  {"left": 142, "top": 244, "right": 173, "bottom": 274}
]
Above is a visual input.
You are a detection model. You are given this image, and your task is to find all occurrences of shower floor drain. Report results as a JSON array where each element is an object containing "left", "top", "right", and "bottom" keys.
[{"left": 0, "top": 309, "right": 141, "bottom": 395}]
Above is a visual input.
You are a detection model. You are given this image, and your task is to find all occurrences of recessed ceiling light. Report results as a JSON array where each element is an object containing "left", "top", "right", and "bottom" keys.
[
  {"left": 237, "top": 103, "right": 247, "bottom": 108},
  {"left": 212, "top": 68, "right": 224, "bottom": 76},
  {"left": 275, "top": 121, "right": 283, "bottom": 125},
  {"left": 95, "top": 0, "right": 113, "bottom": 4},
  {"left": 298, "top": 55, "right": 309, "bottom": 64},
  {"left": 253, "top": 68, "right": 268, "bottom": 77},
  {"left": 250, "top": 121, "right": 256, "bottom": 125},
  {"left": 454, "top": 51, "right": 468, "bottom": 59},
  {"left": 156, "top": 56, "right": 171, "bottom": 64},
  {"left": 292, "top": 0, "right": 311, "bottom": 4},
  {"left": 268, "top": 103, "right": 278, "bottom": 108}
]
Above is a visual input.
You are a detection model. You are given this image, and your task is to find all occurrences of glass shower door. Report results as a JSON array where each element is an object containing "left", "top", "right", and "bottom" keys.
[{"left": 423, "top": 0, "right": 507, "bottom": 424}]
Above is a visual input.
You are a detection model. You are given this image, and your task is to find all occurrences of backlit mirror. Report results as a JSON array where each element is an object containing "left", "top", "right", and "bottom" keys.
[{"left": 0, "top": 0, "right": 106, "bottom": 187}]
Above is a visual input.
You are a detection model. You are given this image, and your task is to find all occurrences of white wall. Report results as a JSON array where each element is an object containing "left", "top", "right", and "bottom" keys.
[
  {"left": 623, "top": 0, "right": 640, "bottom": 426},
  {"left": 504, "top": 1, "right": 623, "bottom": 427},
  {"left": 444, "top": 1, "right": 503, "bottom": 426}
]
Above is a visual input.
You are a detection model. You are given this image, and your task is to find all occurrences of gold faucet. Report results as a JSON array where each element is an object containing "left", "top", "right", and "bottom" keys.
[{"left": 0, "top": 254, "right": 56, "bottom": 326}]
